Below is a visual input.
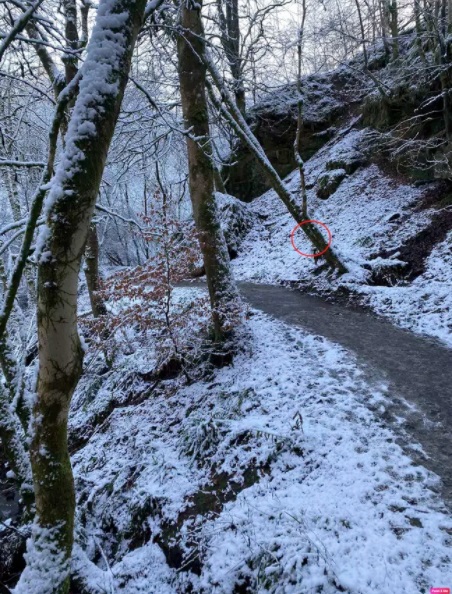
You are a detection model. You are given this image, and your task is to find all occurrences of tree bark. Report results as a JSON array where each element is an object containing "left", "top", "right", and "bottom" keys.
[
  {"left": 414, "top": 0, "right": 427, "bottom": 63},
  {"left": 204, "top": 60, "right": 347, "bottom": 274},
  {"left": 294, "top": 4, "right": 308, "bottom": 218},
  {"left": 0, "top": 332, "right": 33, "bottom": 513},
  {"left": 177, "top": 0, "right": 240, "bottom": 343},
  {"left": 388, "top": 0, "right": 399, "bottom": 58},
  {"left": 216, "top": 0, "right": 246, "bottom": 114},
  {"left": 0, "top": 93, "right": 72, "bottom": 516},
  {"left": 62, "top": 0, "right": 79, "bottom": 84},
  {"left": 15, "top": 0, "right": 147, "bottom": 590},
  {"left": 84, "top": 223, "right": 107, "bottom": 317}
]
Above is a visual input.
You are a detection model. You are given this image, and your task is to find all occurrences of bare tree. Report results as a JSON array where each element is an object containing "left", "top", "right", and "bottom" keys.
[
  {"left": 293, "top": 0, "right": 308, "bottom": 218},
  {"left": 216, "top": 0, "right": 246, "bottom": 114},
  {"left": 13, "top": 0, "right": 154, "bottom": 589},
  {"left": 205, "top": 54, "right": 348, "bottom": 273},
  {"left": 177, "top": 0, "right": 241, "bottom": 344}
]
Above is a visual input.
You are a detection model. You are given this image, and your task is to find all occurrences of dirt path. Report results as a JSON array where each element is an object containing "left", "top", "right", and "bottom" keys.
[{"left": 239, "top": 283, "right": 452, "bottom": 509}]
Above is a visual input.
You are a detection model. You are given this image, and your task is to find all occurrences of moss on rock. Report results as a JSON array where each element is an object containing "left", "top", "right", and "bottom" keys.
[{"left": 317, "top": 169, "right": 347, "bottom": 199}]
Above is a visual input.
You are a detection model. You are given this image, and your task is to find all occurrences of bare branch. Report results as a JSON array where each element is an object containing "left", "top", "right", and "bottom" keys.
[
  {"left": 0, "top": 0, "right": 45, "bottom": 63},
  {"left": 0, "top": 159, "right": 45, "bottom": 167}
]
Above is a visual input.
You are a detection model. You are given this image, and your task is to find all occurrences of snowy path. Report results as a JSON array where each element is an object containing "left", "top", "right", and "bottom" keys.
[
  {"left": 239, "top": 282, "right": 452, "bottom": 508},
  {"left": 67, "top": 283, "right": 452, "bottom": 593}
]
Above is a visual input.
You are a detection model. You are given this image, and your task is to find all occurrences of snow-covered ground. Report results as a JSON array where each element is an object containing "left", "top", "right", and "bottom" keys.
[
  {"left": 66, "top": 125, "right": 452, "bottom": 592},
  {"left": 363, "top": 232, "right": 452, "bottom": 347},
  {"left": 231, "top": 126, "right": 452, "bottom": 347},
  {"left": 70, "top": 287, "right": 452, "bottom": 594}
]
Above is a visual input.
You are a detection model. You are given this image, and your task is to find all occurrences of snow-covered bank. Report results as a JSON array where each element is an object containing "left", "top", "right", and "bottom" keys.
[
  {"left": 361, "top": 231, "right": 452, "bottom": 347},
  {"left": 230, "top": 127, "right": 452, "bottom": 347},
  {"left": 71, "top": 288, "right": 452, "bottom": 593}
]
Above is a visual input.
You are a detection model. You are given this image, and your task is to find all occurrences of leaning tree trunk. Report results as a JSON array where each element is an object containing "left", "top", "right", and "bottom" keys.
[
  {"left": 14, "top": 0, "right": 147, "bottom": 591},
  {"left": 204, "top": 58, "right": 347, "bottom": 274},
  {"left": 177, "top": 0, "right": 240, "bottom": 344},
  {"left": 62, "top": 0, "right": 108, "bottom": 318}
]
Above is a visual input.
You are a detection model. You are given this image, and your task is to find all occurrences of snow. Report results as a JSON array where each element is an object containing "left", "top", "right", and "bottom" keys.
[
  {"left": 250, "top": 72, "right": 345, "bottom": 125},
  {"left": 35, "top": 0, "right": 132, "bottom": 259},
  {"left": 14, "top": 524, "right": 71, "bottom": 594},
  {"left": 364, "top": 231, "right": 452, "bottom": 347},
  {"left": 111, "top": 543, "right": 177, "bottom": 593},
  {"left": 216, "top": 191, "right": 254, "bottom": 256},
  {"left": 70, "top": 287, "right": 452, "bottom": 593},
  {"left": 230, "top": 125, "right": 452, "bottom": 347}
]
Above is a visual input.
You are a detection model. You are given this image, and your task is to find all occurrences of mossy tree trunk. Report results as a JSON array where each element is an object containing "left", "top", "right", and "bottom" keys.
[
  {"left": 177, "top": 0, "right": 240, "bottom": 343},
  {"left": 62, "top": 0, "right": 108, "bottom": 318},
  {"left": 0, "top": 332, "right": 33, "bottom": 513},
  {"left": 82, "top": 214, "right": 106, "bottom": 317},
  {"left": 84, "top": 223, "right": 107, "bottom": 317},
  {"left": 15, "top": 0, "right": 147, "bottom": 591},
  {"left": 29, "top": 0, "right": 107, "bottom": 318},
  {"left": 0, "top": 93, "right": 71, "bottom": 517}
]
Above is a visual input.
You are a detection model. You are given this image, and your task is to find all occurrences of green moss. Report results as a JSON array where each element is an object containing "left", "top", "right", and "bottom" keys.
[
  {"left": 316, "top": 170, "right": 346, "bottom": 199},
  {"left": 356, "top": 236, "right": 374, "bottom": 248},
  {"left": 437, "top": 192, "right": 452, "bottom": 208}
]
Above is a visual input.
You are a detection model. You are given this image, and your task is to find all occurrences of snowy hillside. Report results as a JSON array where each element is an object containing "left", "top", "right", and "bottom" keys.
[
  {"left": 3, "top": 0, "right": 452, "bottom": 591},
  {"left": 67, "top": 287, "right": 452, "bottom": 594},
  {"left": 231, "top": 125, "right": 452, "bottom": 347}
]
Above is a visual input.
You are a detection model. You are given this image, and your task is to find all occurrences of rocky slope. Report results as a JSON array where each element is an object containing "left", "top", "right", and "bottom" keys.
[
  {"left": 228, "top": 122, "right": 452, "bottom": 346},
  {"left": 225, "top": 31, "right": 452, "bottom": 202},
  {"left": 223, "top": 33, "right": 452, "bottom": 347}
]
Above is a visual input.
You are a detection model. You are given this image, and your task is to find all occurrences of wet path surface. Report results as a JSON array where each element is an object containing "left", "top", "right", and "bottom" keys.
[{"left": 238, "top": 283, "right": 452, "bottom": 509}]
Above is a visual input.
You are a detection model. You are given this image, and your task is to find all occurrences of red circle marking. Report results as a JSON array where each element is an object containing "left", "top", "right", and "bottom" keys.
[{"left": 290, "top": 220, "right": 332, "bottom": 258}]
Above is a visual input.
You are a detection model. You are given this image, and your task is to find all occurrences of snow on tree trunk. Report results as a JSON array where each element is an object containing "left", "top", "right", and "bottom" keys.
[
  {"left": 177, "top": 0, "right": 240, "bottom": 344},
  {"left": 204, "top": 60, "right": 348, "bottom": 274},
  {"left": 0, "top": 332, "right": 33, "bottom": 513},
  {"left": 14, "top": 0, "right": 147, "bottom": 591}
]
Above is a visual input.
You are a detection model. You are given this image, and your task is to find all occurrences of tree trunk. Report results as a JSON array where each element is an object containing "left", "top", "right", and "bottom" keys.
[
  {"left": 0, "top": 331, "right": 33, "bottom": 513},
  {"left": 294, "top": 5, "right": 308, "bottom": 218},
  {"left": 62, "top": 0, "right": 79, "bottom": 84},
  {"left": 217, "top": 0, "right": 246, "bottom": 114},
  {"left": 0, "top": 98, "right": 73, "bottom": 518},
  {"left": 62, "top": 0, "right": 108, "bottom": 316},
  {"left": 204, "top": 60, "right": 348, "bottom": 274},
  {"left": 380, "top": 0, "right": 391, "bottom": 57},
  {"left": 177, "top": 0, "right": 240, "bottom": 344},
  {"left": 213, "top": 164, "right": 227, "bottom": 193},
  {"left": 414, "top": 0, "right": 427, "bottom": 63},
  {"left": 84, "top": 223, "right": 107, "bottom": 317},
  {"left": 448, "top": 0, "right": 452, "bottom": 34},
  {"left": 3, "top": 168, "right": 37, "bottom": 303},
  {"left": 15, "top": 0, "right": 147, "bottom": 590},
  {"left": 389, "top": 0, "right": 399, "bottom": 58}
]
